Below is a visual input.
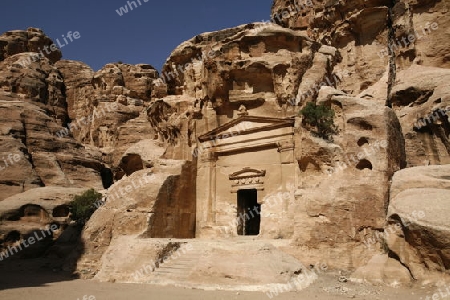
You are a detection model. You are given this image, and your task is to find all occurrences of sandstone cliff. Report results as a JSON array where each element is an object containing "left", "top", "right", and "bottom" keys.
[
  {"left": 272, "top": 0, "right": 450, "bottom": 93},
  {"left": 0, "top": 0, "right": 449, "bottom": 290},
  {"left": 271, "top": 0, "right": 450, "bottom": 166}
]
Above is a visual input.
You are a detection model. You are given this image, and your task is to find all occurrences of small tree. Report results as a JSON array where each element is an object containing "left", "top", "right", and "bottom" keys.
[
  {"left": 300, "top": 102, "right": 337, "bottom": 140},
  {"left": 70, "top": 189, "right": 103, "bottom": 225}
]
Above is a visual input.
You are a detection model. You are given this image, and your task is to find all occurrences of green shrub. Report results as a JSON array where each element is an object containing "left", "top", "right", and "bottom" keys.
[
  {"left": 299, "top": 102, "right": 338, "bottom": 140},
  {"left": 70, "top": 189, "right": 103, "bottom": 224}
]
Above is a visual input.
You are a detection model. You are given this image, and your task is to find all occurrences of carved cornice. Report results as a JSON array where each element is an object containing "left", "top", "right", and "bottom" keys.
[
  {"left": 229, "top": 167, "right": 266, "bottom": 180},
  {"left": 229, "top": 167, "right": 266, "bottom": 192}
]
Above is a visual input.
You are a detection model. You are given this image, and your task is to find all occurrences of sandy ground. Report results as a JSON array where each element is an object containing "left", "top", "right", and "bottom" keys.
[{"left": 0, "top": 267, "right": 434, "bottom": 300}]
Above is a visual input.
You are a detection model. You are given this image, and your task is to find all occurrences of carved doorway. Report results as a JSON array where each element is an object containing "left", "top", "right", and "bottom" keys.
[{"left": 237, "top": 189, "right": 260, "bottom": 236}]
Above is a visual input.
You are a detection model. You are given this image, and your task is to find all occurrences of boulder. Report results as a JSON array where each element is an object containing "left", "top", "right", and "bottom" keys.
[{"left": 386, "top": 165, "right": 450, "bottom": 284}]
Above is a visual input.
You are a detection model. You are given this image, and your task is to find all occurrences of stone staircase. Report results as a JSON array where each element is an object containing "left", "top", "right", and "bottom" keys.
[
  {"left": 145, "top": 241, "right": 204, "bottom": 284},
  {"left": 140, "top": 239, "right": 303, "bottom": 291}
]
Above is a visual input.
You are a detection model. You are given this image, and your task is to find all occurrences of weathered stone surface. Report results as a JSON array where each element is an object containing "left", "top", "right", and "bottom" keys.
[
  {"left": 93, "top": 236, "right": 181, "bottom": 282},
  {"left": 0, "top": 43, "right": 109, "bottom": 265},
  {"left": 0, "top": 101, "right": 42, "bottom": 200},
  {"left": 116, "top": 139, "right": 165, "bottom": 178},
  {"left": 93, "top": 237, "right": 318, "bottom": 291},
  {"left": 386, "top": 165, "right": 450, "bottom": 283},
  {"left": 160, "top": 23, "right": 336, "bottom": 113},
  {"left": 76, "top": 162, "right": 196, "bottom": 278},
  {"left": 359, "top": 64, "right": 450, "bottom": 167},
  {"left": 0, "top": 53, "right": 67, "bottom": 123},
  {"left": 0, "top": 96, "right": 107, "bottom": 201},
  {"left": 287, "top": 94, "right": 405, "bottom": 271},
  {"left": 0, "top": 186, "right": 85, "bottom": 223},
  {"left": 55, "top": 60, "right": 161, "bottom": 173},
  {"left": 272, "top": 0, "right": 450, "bottom": 94},
  {"left": 53, "top": 60, "right": 95, "bottom": 122},
  {"left": 0, "top": 27, "right": 62, "bottom": 63},
  {"left": 118, "top": 63, "right": 159, "bottom": 101},
  {"left": 272, "top": 0, "right": 388, "bottom": 94},
  {"left": 0, "top": 186, "right": 86, "bottom": 259},
  {"left": 350, "top": 254, "right": 412, "bottom": 287},
  {"left": 1, "top": 1, "right": 450, "bottom": 289},
  {"left": 390, "top": 65, "right": 450, "bottom": 167}
]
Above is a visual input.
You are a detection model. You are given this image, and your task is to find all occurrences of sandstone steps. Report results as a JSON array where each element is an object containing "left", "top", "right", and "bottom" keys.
[
  {"left": 145, "top": 242, "right": 203, "bottom": 283},
  {"left": 137, "top": 239, "right": 309, "bottom": 291}
]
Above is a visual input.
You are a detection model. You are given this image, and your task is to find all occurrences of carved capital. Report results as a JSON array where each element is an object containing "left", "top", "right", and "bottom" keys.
[
  {"left": 277, "top": 140, "right": 295, "bottom": 152},
  {"left": 200, "top": 151, "right": 216, "bottom": 163}
]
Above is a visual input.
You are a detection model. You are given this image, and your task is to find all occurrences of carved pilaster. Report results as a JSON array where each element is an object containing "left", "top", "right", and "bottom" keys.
[
  {"left": 277, "top": 140, "right": 295, "bottom": 164},
  {"left": 199, "top": 151, "right": 217, "bottom": 223}
]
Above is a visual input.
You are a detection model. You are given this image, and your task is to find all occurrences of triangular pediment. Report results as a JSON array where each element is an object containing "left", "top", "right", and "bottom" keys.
[{"left": 198, "top": 116, "right": 294, "bottom": 142}]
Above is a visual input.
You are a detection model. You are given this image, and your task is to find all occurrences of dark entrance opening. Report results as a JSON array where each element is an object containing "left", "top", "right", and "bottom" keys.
[{"left": 237, "top": 189, "right": 260, "bottom": 236}]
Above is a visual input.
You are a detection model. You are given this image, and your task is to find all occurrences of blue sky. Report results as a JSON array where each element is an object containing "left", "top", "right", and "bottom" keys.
[{"left": 1, "top": 0, "right": 272, "bottom": 71}]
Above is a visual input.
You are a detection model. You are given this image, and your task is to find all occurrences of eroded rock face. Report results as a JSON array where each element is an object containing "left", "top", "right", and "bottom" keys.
[
  {"left": 0, "top": 33, "right": 111, "bottom": 271},
  {"left": 0, "top": 186, "right": 89, "bottom": 266},
  {"left": 53, "top": 60, "right": 94, "bottom": 123},
  {"left": 390, "top": 65, "right": 450, "bottom": 167},
  {"left": 0, "top": 0, "right": 449, "bottom": 287},
  {"left": 0, "top": 30, "right": 166, "bottom": 254},
  {"left": 0, "top": 53, "right": 68, "bottom": 123},
  {"left": 359, "top": 64, "right": 450, "bottom": 167},
  {"left": 271, "top": 0, "right": 450, "bottom": 94},
  {"left": 0, "top": 30, "right": 112, "bottom": 259},
  {"left": 0, "top": 27, "right": 62, "bottom": 64},
  {"left": 0, "top": 95, "right": 107, "bottom": 201},
  {"left": 153, "top": 23, "right": 354, "bottom": 164},
  {"left": 54, "top": 60, "right": 162, "bottom": 175},
  {"left": 272, "top": 0, "right": 450, "bottom": 168},
  {"left": 272, "top": 0, "right": 388, "bottom": 94},
  {"left": 288, "top": 92, "right": 405, "bottom": 271},
  {"left": 160, "top": 23, "right": 338, "bottom": 115},
  {"left": 76, "top": 162, "right": 196, "bottom": 278},
  {"left": 386, "top": 165, "right": 450, "bottom": 283}
]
